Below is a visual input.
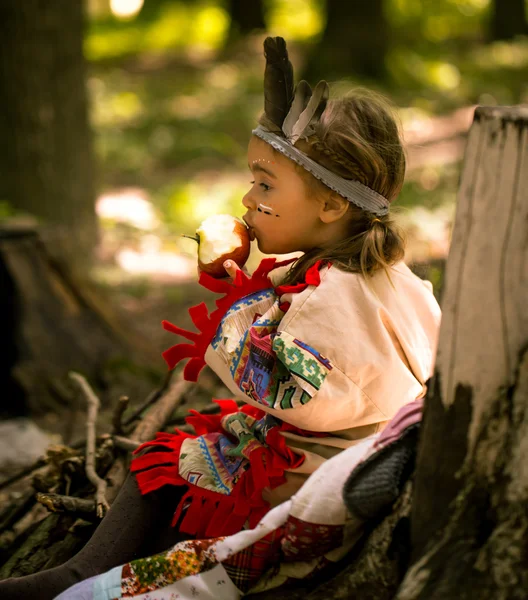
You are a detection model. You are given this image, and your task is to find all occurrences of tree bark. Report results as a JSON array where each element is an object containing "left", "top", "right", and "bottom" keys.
[
  {"left": 228, "top": 0, "right": 266, "bottom": 38},
  {"left": 490, "top": 0, "right": 528, "bottom": 41},
  {"left": 0, "top": 0, "right": 97, "bottom": 262},
  {"left": 304, "top": 0, "right": 388, "bottom": 81},
  {"left": 0, "top": 226, "right": 156, "bottom": 417},
  {"left": 397, "top": 106, "right": 528, "bottom": 598}
]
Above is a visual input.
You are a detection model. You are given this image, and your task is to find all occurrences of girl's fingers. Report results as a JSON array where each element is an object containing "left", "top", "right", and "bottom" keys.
[{"left": 223, "top": 260, "right": 241, "bottom": 280}]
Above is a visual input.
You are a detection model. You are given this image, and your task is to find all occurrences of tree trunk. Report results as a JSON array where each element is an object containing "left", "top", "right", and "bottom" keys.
[
  {"left": 490, "top": 0, "right": 528, "bottom": 41},
  {"left": 0, "top": 225, "right": 157, "bottom": 419},
  {"left": 0, "top": 0, "right": 97, "bottom": 262},
  {"left": 397, "top": 106, "right": 528, "bottom": 598},
  {"left": 304, "top": 0, "right": 388, "bottom": 81},
  {"left": 228, "top": 0, "right": 266, "bottom": 38}
]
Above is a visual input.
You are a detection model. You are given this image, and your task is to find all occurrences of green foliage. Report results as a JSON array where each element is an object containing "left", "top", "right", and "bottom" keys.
[
  {"left": 86, "top": 0, "right": 527, "bottom": 259},
  {"left": 86, "top": 1, "right": 229, "bottom": 61},
  {"left": 0, "top": 200, "right": 14, "bottom": 221}
]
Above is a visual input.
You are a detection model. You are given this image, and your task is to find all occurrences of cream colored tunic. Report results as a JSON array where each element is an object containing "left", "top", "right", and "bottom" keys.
[{"left": 204, "top": 261, "right": 441, "bottom": 503}]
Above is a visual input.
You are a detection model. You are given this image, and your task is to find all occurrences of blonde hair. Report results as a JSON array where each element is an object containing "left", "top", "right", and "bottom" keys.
[{"left": 259, "top": 88, "right": 406, "bottom": 285}]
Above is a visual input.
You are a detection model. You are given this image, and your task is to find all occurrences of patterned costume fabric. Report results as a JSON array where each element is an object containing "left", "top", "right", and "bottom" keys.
[
  {"left": 131, "top": 259, "right": 331, "bottom": 540},
  {"left": 57, "top": 429, "right": 390, "bottom": 600}
]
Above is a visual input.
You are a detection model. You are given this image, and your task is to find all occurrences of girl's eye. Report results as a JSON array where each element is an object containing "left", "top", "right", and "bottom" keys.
[{"left": 249, "top": 181, "right": 271, "bottom": 192}]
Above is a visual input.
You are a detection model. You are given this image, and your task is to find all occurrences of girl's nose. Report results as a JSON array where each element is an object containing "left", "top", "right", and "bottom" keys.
[{"left": 242, "top": 189, "right": 255, "bottom": 210}]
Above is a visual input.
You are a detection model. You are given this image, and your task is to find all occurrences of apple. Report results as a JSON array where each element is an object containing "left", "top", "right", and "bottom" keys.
[{"left": 183, "top": 214, "right": 251, "bottom": 278}]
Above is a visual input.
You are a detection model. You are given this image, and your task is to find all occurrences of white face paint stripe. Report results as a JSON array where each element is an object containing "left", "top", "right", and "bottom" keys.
[{"left": 257, "top": 203, "right": 280, "bottom": 217}]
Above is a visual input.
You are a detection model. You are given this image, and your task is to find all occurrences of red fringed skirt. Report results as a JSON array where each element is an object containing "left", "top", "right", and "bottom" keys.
[{"left": 131, "top": 400, "right": 307, "bottom": 539}]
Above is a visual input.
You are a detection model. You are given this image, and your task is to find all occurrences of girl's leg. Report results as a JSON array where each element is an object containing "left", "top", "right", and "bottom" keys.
[{"left": 0, "top": 473, "right": 186, "bottom": 600}]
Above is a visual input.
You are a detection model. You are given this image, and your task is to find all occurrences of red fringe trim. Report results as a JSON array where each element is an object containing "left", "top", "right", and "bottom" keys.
[
  {"left": 161, "top": 256, "right": 309, "bottom": 382},
  {"left": 131, "top": 401, "right": 307, "bottom": 538},
  {"left": 162, "top": 258, "right": 289, "bottom": 382}
]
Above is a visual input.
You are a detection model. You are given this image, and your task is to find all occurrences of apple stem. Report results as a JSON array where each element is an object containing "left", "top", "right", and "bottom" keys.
[{"left": 181, "top": 234, "right": 200, "bottom": 243}]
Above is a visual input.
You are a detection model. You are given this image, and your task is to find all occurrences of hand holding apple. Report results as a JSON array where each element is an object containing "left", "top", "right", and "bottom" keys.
[{"left": 183, "top": 214, "right": 251, "bottom": 279}]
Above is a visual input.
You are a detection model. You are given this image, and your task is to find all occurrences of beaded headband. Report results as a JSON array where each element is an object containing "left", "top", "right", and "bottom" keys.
[{"left": 256, "top": 37, "right": 390, "bottom": 216}]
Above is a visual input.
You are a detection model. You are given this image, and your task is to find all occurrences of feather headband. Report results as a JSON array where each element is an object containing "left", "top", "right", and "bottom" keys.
[{"left": 255, "top": 37, "right": 390, "bottom": 216}]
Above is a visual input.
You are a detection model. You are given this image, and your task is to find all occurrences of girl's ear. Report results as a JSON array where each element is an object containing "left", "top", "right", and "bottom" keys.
[{"left": 319, "top": 191, "right": 349, "bottom": 223}]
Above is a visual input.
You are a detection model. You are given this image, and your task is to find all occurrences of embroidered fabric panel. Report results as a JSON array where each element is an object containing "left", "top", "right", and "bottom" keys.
[
  {"left": 178, "top": 412, "right": 281, "bottom": 496},
  {"left": 230, "top": 327, "right": 333, "bottom": 411},
  {"left": 209, "top": 274, "right": 333, "bottom": 412},
  {"left": 211, "top": 289, "right": 277, "bottom": 355},
  {"left": 272, "top": 331, "right": 333, "bottom": 401},
  {"left": 179, "top": 434, "right": 250, "bottom": 495}
]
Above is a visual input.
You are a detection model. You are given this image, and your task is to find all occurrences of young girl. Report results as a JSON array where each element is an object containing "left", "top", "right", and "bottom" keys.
[{"left": 0, "top": 36, "right": 440, "bottom": 599}]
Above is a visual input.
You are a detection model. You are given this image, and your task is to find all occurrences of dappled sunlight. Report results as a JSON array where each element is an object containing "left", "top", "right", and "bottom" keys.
[
  {"left": 116, "top": 246, "right": 194, "bottom": 280},
  {"left": 83, "top": 0, "right": 527, "bottom": 288},
  {"left": 473, "top": 39, "right": 528, "bottom": 69},
  {"left": 389, "top": 50, "right": 463, "bottom": 94},
  {"left": 168, "top": 63, "right": 244, "bottom": 120},
  {"left": 96, "top": 188, "right": 160, "bottom": 230},
  {"left": 400, "top": 204, "right": 455, "bottom": 263},
  {"left": 110, "top": 0, "right": 144, "bottom": 20},
  {"left": 387, "top": 0, "right": 489, "bottom": 34},
  {"left": 429, "top": 62, "right": 461, "bottom": 91},
  {"left": 205, "top": 63, "right": 241, "bottom": 91},
  {"left": 86, "top": 2, "right": 229, "bottom": 61},
  {"left": 165, "top": 171, "right": 249, "bottom": 231},
  {"left": 267, "top": 0, "right": 324, "bottom": 40},
  {"left": 401, "top": 106, "right": 474, "bottom": 145}
]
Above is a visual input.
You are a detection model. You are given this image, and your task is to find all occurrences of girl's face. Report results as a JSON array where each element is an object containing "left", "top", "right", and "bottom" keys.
[{"left": 242, "top": 136, "right": 328, "bottom": 255}]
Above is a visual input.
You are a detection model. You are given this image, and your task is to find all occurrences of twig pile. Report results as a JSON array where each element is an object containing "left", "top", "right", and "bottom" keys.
[{"left": 0, "top": 367, "right": 221, "bottom": 578}]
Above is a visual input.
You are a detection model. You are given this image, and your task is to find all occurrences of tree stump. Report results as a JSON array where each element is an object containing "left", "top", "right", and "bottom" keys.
[
  {"left": 0, "top": 224, "right": 156, "bottom": 418},
  {"left": 397, "top": 106, "right": 528, "bottom": 598},
  {"left": 254, "top": 104, "right": 528, "bottom": 599}
]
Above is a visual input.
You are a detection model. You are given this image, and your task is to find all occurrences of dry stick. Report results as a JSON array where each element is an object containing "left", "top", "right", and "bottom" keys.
[
  {"left": 36, "top": 493, "right": 96, "bottom": 516},
  {"left": 0, "top": 489, "right": 36, "bottom": 532},
  {"left": 105, "top": 370, "right": 191, "bottom": 505},
  {"left": 112, "top": 395, "right": 130, "bottom": 435},
  {"left": 122, "top": 370, "right": 174, "bottom": 428},
  {"left": 69, "top": 372, "right": 110, "bottom": 518},
  {"left": 111, "top": 435, "right": 141, "bottom": 452},
  {"left": 0, "top": 457, "right": 47, "bottom": 491}
]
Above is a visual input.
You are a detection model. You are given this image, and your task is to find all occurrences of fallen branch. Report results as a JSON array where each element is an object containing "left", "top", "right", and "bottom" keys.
[
  {"left": 36, "top": 492, "right": 95, "bottom": 516},
  {"left": 112, "top": 395, "right": 130, "bottom": 435},
  {"left": 0, "top": 490, "right": 36, "bottom": 532},
  {"left": 0, "top": 458, "right": 47, "bottom": 491},
  {"left": 105, "top": 370, "right": 191, "bottom": 504},
  {"left": 69, "top": 372, "right": 110, "bottom": 518},
  {"left": 122, "top": 370, "right": 173, "bottom": 428},
  {"left": 0, "top": 370, "right": 191, "bottom": 576},
  {"left": 111, "top": 435, "right": 141, "bottom": 452}
]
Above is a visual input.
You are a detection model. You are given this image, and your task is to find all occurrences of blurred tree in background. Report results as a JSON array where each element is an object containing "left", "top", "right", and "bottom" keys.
[
  {"left": 491, "top": 0, "right": 528, "bottom": 40},
  {"left": 0, "top": 0, "right": 97, "bottom": 262},
  {"left": 0, "top": 0, "right": 527, "bottom": 281},
  {"left": 304, "top": 0, "right": 389, "bottom": 81},
  {"left": 228, "top": 0, "right": 266, "bottom": 40}
]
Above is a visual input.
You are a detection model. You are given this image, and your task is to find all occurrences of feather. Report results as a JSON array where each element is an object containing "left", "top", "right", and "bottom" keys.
[
  {"left": 282, "top": 80, "right": 312, "bottom": 139},
  {"left": 289, "top": 80, "right": 329, "bottom": 144},
  {"left": 263, "top": 37, "right": 294, "bottom": 129}
]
